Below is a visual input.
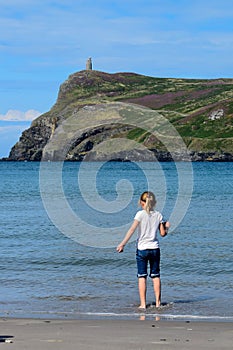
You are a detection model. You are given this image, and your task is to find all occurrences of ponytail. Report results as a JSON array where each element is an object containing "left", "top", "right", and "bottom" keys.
[{"left": 140, "top": 191, "right": 156, "bottom": 213}]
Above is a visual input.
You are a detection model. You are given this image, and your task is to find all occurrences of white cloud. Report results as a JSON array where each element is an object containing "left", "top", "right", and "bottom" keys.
[{"left": 0, "top": 109, "right": 41, "bottom": 121}]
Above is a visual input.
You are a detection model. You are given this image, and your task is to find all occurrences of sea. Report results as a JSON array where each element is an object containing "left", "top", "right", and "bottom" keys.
[{"left": 0, "top": 161, "right": 232, "bottom": 321}]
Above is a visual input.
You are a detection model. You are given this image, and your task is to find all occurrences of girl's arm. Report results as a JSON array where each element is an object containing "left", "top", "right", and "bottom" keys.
[
  {"left": 159, "top": 221, "right": 170, "bottom": 237},
  {"left": 116, "top": 220, "right": 139, "bottom": 253}
]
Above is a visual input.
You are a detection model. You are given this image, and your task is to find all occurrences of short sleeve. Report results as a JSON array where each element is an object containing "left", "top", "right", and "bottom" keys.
[
  {"left": 134, "top": 210, "right": 143, "bottom": 222},
  {"left": 159, "top": 212, "right": 163, "bottom": 223}
]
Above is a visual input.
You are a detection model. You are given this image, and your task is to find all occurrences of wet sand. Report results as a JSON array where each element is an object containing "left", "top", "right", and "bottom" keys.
[{"left": 0, "top": 317, "right": 232, "bottom": 349}]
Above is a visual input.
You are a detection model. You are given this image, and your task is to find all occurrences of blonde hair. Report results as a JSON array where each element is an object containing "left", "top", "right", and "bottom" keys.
[{"left": 140, "top": 191, "right": 156, "bottom": 213}]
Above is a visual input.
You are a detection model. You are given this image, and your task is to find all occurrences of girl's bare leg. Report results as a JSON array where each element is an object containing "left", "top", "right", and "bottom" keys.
[
  {"left": 152, "top": 277, "right": 161, "bottom": 307},
  {"left": 138, "top": 277, "right": 147, "bottom": 309}
]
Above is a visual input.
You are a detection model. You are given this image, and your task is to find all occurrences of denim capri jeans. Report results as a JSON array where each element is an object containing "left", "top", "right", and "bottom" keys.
[{"left": 136, "top": 248, "right": 160, "bottom": 278}]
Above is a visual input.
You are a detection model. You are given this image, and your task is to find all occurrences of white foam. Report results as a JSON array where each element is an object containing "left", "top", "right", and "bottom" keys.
[
  {"left": 76, "top": 312, "right": 233, "bottom": 321},
  {"left": 4, "top": 309, "right": 233, "bottom": 322}
]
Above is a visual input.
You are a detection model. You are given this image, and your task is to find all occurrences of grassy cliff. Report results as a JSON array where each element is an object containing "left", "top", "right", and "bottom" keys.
[{"left": 8, "top": 70, "right": 233, "bottom": 161}]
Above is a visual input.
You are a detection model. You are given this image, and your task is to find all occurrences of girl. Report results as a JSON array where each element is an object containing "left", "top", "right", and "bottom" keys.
[{"left": 116, "top": 191, "right": 169, "bottom": 309}]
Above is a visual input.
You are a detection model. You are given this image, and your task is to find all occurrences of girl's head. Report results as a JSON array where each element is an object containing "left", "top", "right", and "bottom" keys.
[{"left": 139, "top": 191, "right": 156, "bottom": 213}]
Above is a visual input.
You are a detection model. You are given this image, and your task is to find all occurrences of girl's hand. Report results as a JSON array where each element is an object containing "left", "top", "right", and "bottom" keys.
[
  {"left": 165, "top": 221, "right": 170, "bottom": 229},
  {"left": 116, "top": 244, "right": 124, "bottom": 253}
]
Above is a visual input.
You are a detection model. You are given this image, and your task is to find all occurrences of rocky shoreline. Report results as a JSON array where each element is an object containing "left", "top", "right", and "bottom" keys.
[{"left": 1, "top": 150, "right": 233, "bottom": 162}]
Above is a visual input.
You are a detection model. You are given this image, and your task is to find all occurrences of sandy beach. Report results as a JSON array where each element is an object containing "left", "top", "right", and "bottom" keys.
[{"left": 0, "top": 317, "right": 232, "bottom": 349}]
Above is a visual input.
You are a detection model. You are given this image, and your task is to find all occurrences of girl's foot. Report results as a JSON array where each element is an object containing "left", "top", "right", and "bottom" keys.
[{"left": 138, "top": 305, "right": 146, "bottom": 310}]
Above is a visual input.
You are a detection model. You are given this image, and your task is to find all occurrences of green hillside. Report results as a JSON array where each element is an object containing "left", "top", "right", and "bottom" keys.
[{"left": 8, "top": 70, "right": 233, "bottom": 161}]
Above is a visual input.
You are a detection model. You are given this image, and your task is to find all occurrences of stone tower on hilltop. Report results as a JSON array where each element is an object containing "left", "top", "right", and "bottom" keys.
[{"left": 86, "top": 57, "right": 92, "bottom": 70}]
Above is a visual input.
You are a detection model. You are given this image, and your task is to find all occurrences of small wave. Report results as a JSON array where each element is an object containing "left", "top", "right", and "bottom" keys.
[
  {"left": 4, "top": 309, "right": 232, "bottom": 322},
  {"left": 35, "top": 295, "right": 100, "bottom": 302},
  {"left": 68, "top": 312, "right": 233, "bottom": 322}
]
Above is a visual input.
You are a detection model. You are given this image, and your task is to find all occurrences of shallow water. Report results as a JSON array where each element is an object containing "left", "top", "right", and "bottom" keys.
[{"left": 0, "top": 161, "right": 232, "bottom": 321}]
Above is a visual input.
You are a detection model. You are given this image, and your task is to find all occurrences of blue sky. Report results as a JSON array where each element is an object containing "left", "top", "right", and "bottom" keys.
[{"left": 0, "top": 0, "right": 233, "bottom": 158}]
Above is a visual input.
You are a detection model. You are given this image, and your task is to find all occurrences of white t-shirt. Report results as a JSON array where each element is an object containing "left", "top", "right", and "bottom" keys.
[{"left": 134, "top": 209, "right": 163, "bottom": 250}]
